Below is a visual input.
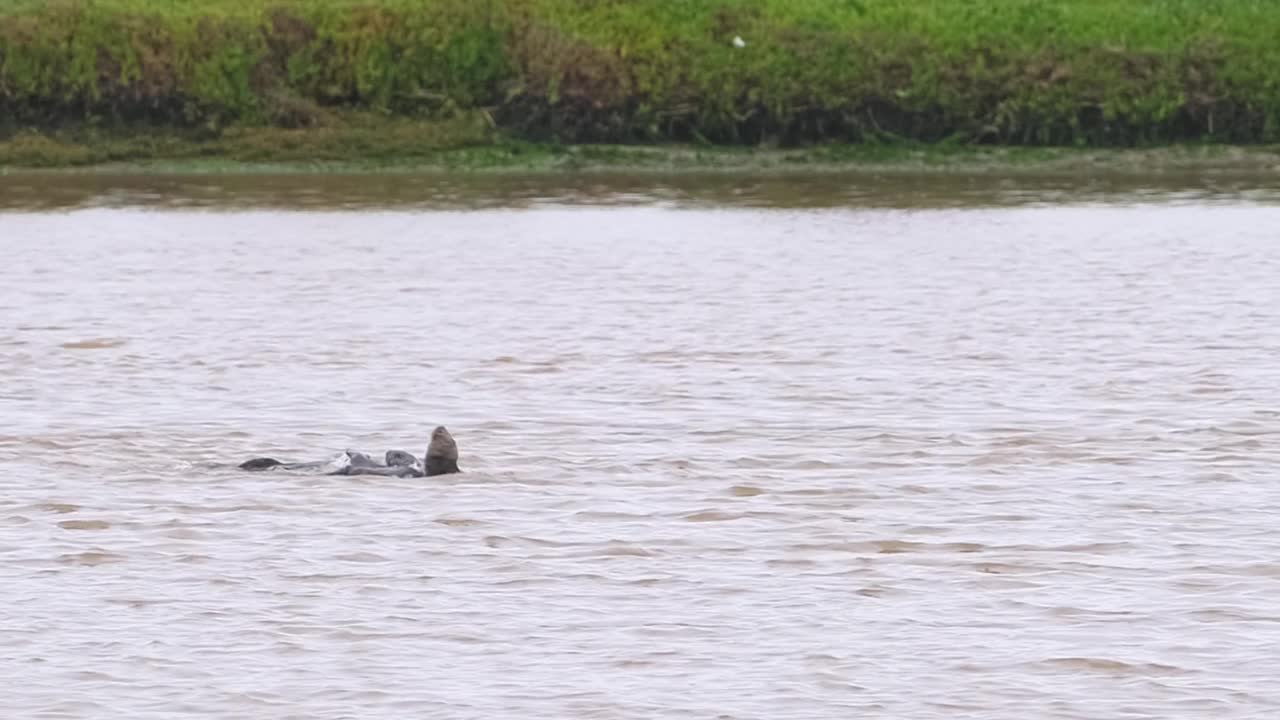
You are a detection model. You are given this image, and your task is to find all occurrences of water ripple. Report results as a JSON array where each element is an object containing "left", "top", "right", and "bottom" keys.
[{"left": 2, "top": 188, "right": 1279, "bottom": 718}]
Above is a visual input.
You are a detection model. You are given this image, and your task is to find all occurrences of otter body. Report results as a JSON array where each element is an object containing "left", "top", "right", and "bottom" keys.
[{"left": 238, "top": 426, "right": 461, "bottom": 478}]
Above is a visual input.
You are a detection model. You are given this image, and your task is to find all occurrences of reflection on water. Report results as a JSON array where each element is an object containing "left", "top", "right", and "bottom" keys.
[
  {"left": 3, "top": 167, "right": 1280, "bottom": 211},
  {"left": 2, "top": 171, "right": 1280, "bottom": 719}
]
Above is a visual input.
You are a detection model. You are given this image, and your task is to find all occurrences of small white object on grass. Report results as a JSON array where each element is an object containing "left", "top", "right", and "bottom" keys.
[{"left": 733, "top": 36, "right": 746, "bottom": 48}]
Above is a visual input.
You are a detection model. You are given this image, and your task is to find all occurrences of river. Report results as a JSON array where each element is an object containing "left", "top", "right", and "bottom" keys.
[{"left": 3, "top": 170, "right": 1280, "bottom": 719}]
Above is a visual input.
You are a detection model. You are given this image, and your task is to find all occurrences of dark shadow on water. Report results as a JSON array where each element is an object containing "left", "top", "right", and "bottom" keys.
[{"left": 2, "top": 170, "right": 1280, "bottom": 212}]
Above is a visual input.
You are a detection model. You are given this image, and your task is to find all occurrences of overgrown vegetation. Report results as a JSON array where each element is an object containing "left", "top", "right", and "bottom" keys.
[{"left": 2, "top": 0, "right": 1280, "bottom": 159}]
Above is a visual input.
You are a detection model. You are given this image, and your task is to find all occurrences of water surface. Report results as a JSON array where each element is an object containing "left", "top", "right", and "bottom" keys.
[{"left": 3, "top": 171, "right": 1280, "bottom": 719}]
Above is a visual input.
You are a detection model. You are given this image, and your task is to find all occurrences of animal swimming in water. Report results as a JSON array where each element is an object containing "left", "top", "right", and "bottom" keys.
[
  {"left": 423, "top": 425, "right": 459, "bottom": 476},
  {"left": 238, "top": 425, "right": 461, "bottom": 478}
]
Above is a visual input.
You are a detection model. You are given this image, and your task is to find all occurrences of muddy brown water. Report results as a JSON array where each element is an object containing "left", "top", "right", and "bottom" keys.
[{"left": 3, "top": 170, "right": 1280, "bottom": 719}]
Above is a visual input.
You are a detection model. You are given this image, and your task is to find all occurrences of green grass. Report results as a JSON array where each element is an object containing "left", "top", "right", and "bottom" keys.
[
  {"left": 2, "top": 0, "right": 1280, "bottom": 168},
  {"left": 6, "top": 121, "right": 1279, "bottom": 176}
]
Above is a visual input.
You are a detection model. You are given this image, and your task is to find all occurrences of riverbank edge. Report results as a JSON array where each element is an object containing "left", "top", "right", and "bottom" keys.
[
  {"left": 4, "top": 122, "right": 1280, "bottom": 176},
  {"left": 5, "top": 1, "right": 1280, "bottom": 148}
]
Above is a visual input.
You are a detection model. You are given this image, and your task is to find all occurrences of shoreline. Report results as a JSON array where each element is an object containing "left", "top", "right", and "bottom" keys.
[
  {"left": 4, "top": 135, "right": 1280, "bottom": 177},
  {"left": 4, "top": 141, "right": 1280, "bottom": 214}
]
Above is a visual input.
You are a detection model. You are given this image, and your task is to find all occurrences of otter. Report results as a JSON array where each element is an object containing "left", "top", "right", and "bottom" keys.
[
  {"left": 329, "top": 449, "right": 425, "bottom": 478},
  {"left": 238, "top": 425, "right": 461, "bottom": 478},
  {"left": 424, "top": 425, "right": 459, "bottom": 476}
]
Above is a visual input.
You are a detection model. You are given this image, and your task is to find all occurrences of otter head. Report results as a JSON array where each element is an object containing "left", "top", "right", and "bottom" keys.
[
  {"left": 385, "top": 449, "right": 424, "bottom": 476},
  {"left": 424, "top": 425, "right": 460, "bottom": 476}
]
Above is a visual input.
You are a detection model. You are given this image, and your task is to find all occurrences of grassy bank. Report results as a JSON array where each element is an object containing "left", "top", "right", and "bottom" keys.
[
  {"left": 3, "top": 0, "right": 1280, "bottom": 168},
  {"left": 6, "top": 127, "right": 1280, "bottom": 177}
]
